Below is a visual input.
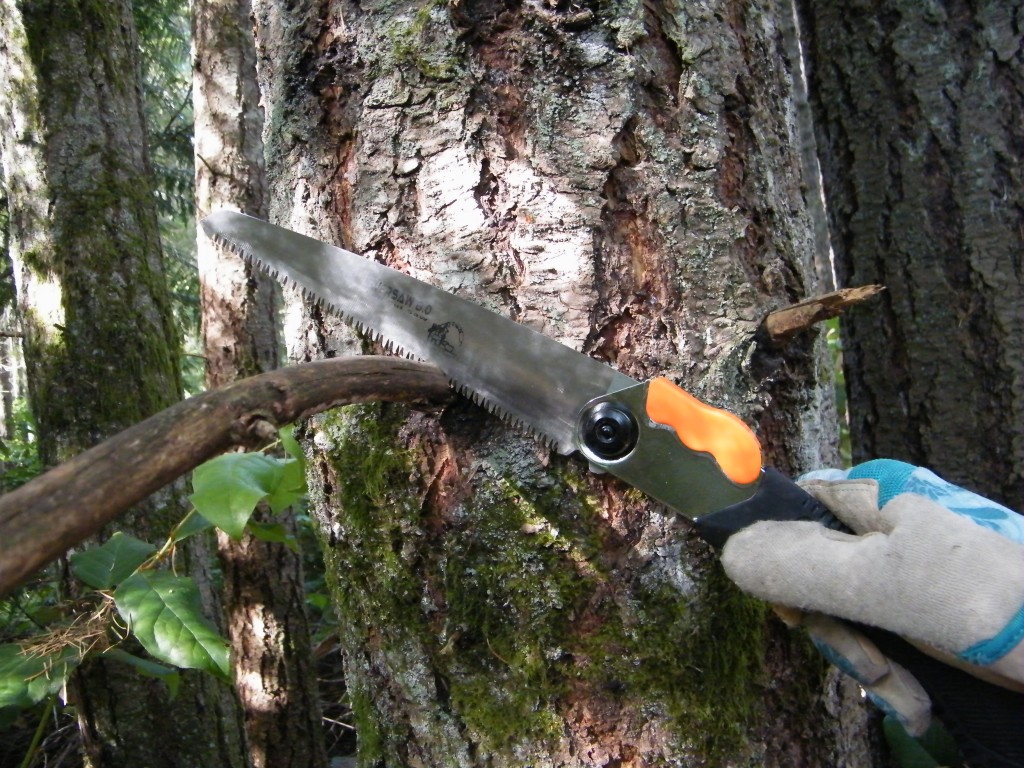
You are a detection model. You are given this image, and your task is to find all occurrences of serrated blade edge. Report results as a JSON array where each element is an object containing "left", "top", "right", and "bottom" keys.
[{"left": 201, "top": 211, "right": 637, "bottom": 453}]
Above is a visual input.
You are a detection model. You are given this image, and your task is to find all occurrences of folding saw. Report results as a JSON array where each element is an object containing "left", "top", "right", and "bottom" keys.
[{"left": 203, "top": 211, "right": 1024, "bottom": 767}]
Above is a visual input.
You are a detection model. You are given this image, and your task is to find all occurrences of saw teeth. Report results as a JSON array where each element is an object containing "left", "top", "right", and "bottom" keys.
[
  {"left": 447, "top": 378, "right": 556, "bottom": 447},
  {"left": 207, "top": 223, "right": 562, "bottom": 452}
]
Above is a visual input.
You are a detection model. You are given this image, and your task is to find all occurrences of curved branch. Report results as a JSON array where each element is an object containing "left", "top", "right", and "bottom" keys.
[{"left": 0, "top": 357, "right": 451, "bottom": 595}]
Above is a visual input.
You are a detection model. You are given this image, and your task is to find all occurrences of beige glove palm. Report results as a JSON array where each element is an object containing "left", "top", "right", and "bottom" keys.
[{"left": 721, "top": 471, "right": 1024, "bottom": 735}]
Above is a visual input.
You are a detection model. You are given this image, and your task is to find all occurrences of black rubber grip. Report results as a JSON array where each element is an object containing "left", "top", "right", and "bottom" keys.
[
  {"left": 692, "top": 468, "right": 845, "bottom": 550},
  {"left": 694, "top": 469, "right": 1024, "bottom": 767}
]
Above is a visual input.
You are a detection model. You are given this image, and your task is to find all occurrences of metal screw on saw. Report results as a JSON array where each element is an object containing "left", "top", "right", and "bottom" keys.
[{"left": 580, "top": 401, "right": 639, "bottom": 460}]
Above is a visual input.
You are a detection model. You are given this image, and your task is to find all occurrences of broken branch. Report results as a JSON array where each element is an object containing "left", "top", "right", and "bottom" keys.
[
  {"left": 763, "top": 284, "right": 884, "bottom": 341},
  {"left": 0, "top": 357, "right": 451, "bottom": 595}
]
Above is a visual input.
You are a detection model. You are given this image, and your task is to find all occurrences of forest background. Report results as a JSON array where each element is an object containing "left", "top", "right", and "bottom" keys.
[{"left": 0, "top": 0, "right": 1021, "bottom": 767}]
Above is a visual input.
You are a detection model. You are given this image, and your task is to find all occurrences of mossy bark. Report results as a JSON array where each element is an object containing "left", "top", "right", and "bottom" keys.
[
  {"left": 797, "top": 0, "right": 1024, "bottom": 505},
  {"left": 254, "top": 0, "right": 874, "bottom": 764},
  {"left": 0, "top": 1, "right": 248, "bottom": 765}
]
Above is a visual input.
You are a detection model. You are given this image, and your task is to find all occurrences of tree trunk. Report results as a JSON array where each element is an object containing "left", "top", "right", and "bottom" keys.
[
  {"left": 0, "top": 1, "right": 248, "bottom": 765},
  {"left": 797, "top": 0, "right": 1024, "bottom": 506},
  {"left": 253, "top": 0, "right": 874, "bottom": 764},
  {"left": 193, "top": 1, "right": 328, "bottom": 765},
  {"left": 0, "top": 177, "right": 24, "bottom": 445}
]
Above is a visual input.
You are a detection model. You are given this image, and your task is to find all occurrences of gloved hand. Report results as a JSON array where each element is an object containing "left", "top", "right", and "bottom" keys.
[{"left": 720, "top": 459, "right": 1024, "bottom": 736}]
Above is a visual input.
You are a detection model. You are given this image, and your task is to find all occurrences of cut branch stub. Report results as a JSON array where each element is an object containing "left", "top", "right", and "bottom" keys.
[
  {"left": 763, "top": 284, "right": 885, "bottom": 341},
  {"left": 0, "top": 357, "right": 451, "bottom": 595}
]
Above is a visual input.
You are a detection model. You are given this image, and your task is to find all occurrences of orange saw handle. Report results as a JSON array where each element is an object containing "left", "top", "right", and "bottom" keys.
[{"left": 645, "top": 377, "right": 762, "bottom": 486}]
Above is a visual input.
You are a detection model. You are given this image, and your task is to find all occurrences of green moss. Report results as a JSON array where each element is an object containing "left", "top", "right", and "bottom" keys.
[
  {"left": 383, "top": 1, "right": 462, "bottom": 81},
  {"left": 592, "top": 564, "right": 770, "bottom": 758},
  {"left": 316, "top": 404, "right": 772, "bottom": 761},
  {"left": 438, "top": 472, "right": 597, "bottom": 750},
  {"left": 315, "top": 404, "right": 424, "bottom": 631},
  {"left": 347, "top": 687, "right": 385, "bottom": 765}
]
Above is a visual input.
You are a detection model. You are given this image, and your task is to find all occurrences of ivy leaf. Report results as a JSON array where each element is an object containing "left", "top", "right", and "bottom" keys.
[
  {"left": 265, "top": 458, "right": 306, "bottom": 514},
  {"left": 172, "top": 512, "right": 213, "bottom": 543},
  {"left": 190, "top": 453, "right": 284, "bottom": 538},
  {"left": 279, "top": 425, "right": 304, "bottom": 463},
  {"left": 113, "top": 571, "right": 230, "bottom": 680},
  {"left": 69, "top": 532, "right": 157, "bottom": 589},
  {"left": 102, "top": 647, "right": 181, "bottom": 698},
  {"left": 247, "top": 521, "right": 299, "bottom": 551},
  {"left": 0, "top": 644, "right": 81, "bottom": 709}
]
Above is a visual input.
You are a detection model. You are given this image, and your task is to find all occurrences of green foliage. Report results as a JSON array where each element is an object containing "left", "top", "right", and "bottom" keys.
[
  {"left": 190, "top": 451, "right": 306, "bottom": 538},
  {"left": 114, "top": 571, "right": 230, "bottom": 679},
  {"left": 132, "top": 0, "right": 203, "bottom": 394},
  {"left": 161, "top": 213, "right": 204, "bottom": 396},
  {"left": 69, "top": 532, "right": 156, "bottom": 590},
  {"left": 0, "top": 426, "right": 307, "bottom": 740},
  {"left": 133, "top": 0, "right": 193, "bottom": 220},
  {"left": 0, "top": 643, "right": 81, "bottom": 709},
  {"left": 0, "top": 400, "right": 43, "bottom": 493}
]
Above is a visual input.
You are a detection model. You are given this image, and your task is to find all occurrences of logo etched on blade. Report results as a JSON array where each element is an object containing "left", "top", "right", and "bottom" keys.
[
  {"left": 374, "top": 279, "right": 432, "bottom": 321},
  {"left": 427, "top": 321, "right": 464, "bottom": 355}
]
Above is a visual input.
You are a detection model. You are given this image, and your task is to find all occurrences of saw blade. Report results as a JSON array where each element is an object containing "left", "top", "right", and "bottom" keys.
[{"left": 201, "top": 211, "right": 636, "bottom": 454}]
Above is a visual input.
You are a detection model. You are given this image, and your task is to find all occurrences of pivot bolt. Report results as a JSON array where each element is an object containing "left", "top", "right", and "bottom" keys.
[{"left": 580, "top": 401, "right": 638, "bottom": 461}]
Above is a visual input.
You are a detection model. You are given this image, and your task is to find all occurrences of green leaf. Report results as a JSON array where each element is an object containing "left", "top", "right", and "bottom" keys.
[
  {"left": 246, "top": 521, "right": 299, "bottom": 551},
  {"left": 265, "top": 458, "right": 306, "bottom": 514},
  {"left": 0, "top": 644, "right": 81, "bottom": 709},
  {"left": 69, "top": 532, "right": 157, "bottom": 589},
  {"left": 102, "top": 647, "right": 180, "bottom": 698},
  {"left": 190, "top": 453, "right": 284, "bottom": 538},
  {"left": 113, "top": 571, "right": 230, "bottom": 679},
  {"left": 279, "top": 425, "right": 304, "bottom": 463},
  {"left": 172, "top": 511, "right": 213, "bottom": 543}
]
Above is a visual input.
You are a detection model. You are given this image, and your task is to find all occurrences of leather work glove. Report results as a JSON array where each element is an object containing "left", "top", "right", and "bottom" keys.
[{"left": 720, "top": 459, "right": 1024, "bottom": 737}]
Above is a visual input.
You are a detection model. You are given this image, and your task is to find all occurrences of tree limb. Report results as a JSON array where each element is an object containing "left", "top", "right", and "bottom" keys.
[
  {"left": 0, "top": 357, "right": 451, "bottom": 595},
  {"left": 763, "top": 284, "right": 885, "bottom": 341}
]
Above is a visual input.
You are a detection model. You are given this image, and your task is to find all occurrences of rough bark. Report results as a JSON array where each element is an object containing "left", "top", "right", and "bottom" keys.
[
  {"left": 0, "top": 1, "right": 247, "bottom": 765},
  {"left": 797, "top": 0, "right": 1024, "bottom": 506},
  {"left": 194, "top": 0, "right": 279, "bottom": 386},
  {"left": 193, "top": 2, "right": 329, "bottom": 765},
  {"left": 253, "top": 0, "right": 873, "bottom": 765}
]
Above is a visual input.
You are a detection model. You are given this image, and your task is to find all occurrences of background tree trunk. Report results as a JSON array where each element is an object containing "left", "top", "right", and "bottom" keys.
[
  {"left": 0, "top": 1, "right": 248, "bottom": 765},
  {"left": 0, "top": 177, "right": 24, "bottom": 447},
  {"left": 253, "top": 0, "right": 874, "bottom": 764},
  {"left": 797, "top": 0, "right": 1024, "bottom": 505},
  {"left": 193, "top": 0, "right": 328, "bottom": 765}
]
